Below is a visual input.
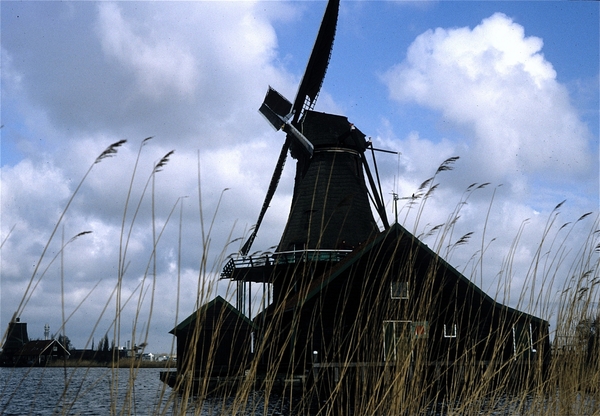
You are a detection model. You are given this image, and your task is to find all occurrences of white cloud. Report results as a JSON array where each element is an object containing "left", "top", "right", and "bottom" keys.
[
  {"left": 97, "top": 3, "right": 198, "bottom": 100},
  {"left": 382, "top": 12, "right": 592, "bottom": 182},
  {"left": 0, "top": 159, "right": 71, "bottom": 236}
]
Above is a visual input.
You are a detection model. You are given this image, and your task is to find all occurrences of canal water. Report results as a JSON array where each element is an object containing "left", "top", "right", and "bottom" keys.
[
  {"left": 2, "top": 367, "right": 598, "bottom": 415},
  {"left": 0, "top": 367, "right": 296, "bottom": 415}
]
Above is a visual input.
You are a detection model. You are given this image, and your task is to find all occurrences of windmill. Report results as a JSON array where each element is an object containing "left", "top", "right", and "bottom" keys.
[
  {"left": 169, "top": 0, "right": 553, "bottom": 392},
  {"left": 225, "top": 0, "right": 390, "bottom": 309},
  {"left": 241, "top": 0, "right": 388, "bottom": 255}
]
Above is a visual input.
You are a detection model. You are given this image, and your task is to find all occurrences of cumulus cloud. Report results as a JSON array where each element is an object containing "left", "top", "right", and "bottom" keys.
[
  {"left": 97, "top": 3, "right": 198, "bottom": 100},
  {"left": 382, "top": 13, "right": 592, "bottom": 182}
]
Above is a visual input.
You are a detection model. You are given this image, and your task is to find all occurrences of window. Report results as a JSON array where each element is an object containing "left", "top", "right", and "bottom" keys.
[
  {"left": 529, "top": 323, "right": 537, "bottom": 353},
  {"left": 443, "top": 323, "right": 457, "bottom": 338},
  {"left": 383, "top": 320, "right": 411, "bottom": 361},
  {"left": 390, "top": 281, "right": 409, "bottom": 299},
  {"left": 513, "top": 323, "right": 533, "bottom": 358},
  {"left": 412, "top": 321, "right": 429, "bottom": 339}
]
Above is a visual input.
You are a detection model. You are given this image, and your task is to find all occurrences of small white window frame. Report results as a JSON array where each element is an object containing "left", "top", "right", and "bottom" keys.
[
  {"left": 529, "top": 323, "right": 537, "bottom": 353},
  {"left": 513, "top": 324, "right": 537, "bottom": 358},
  {"left": 383, "top": 320, "right": 412, "bottom": 361},
  {"left": 390, "top": 281, "right": 409, "bottom": 299},
  {"left": 443, "top": 323, "right": 457, "bottom": 338}
]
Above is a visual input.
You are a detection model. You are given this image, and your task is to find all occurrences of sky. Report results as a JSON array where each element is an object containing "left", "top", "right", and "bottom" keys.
[{"left": 1, "top": 1, "right": 598, "bottom": 354}]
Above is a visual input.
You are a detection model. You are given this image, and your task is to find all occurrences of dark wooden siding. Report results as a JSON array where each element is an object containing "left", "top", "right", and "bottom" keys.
[{"left": 256, "top": 223, "right": 550, "bottom": 375}]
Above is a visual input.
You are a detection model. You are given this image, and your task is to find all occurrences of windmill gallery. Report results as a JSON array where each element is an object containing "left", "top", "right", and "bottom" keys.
[{"left": 161, "top": 0, "right": 550, "bottom": 407}]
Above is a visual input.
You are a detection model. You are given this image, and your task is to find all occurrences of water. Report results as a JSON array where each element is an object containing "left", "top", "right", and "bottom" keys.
[
  {"left": 0, "top": 367, "right": 177, "bottom": 415},
  {"left": 2, "top": 367, "right": 598, "bottom": 415},
  {"left": 0, "top": 367, "right": 296, "bottom": 416}
]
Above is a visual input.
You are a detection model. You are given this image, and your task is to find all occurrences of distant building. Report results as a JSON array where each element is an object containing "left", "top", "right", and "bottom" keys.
[
  {"left": 141, "top": 352, "right": 155, "bottom": 361},
  {"left": 1, "top": 318, "right": 30, "bottom": 366},
  {"left": 1, "top": 319, "right": 29, "bottom": 358},
  {"left": 15, "top": 339, "right": 70, "bottom": 366}
]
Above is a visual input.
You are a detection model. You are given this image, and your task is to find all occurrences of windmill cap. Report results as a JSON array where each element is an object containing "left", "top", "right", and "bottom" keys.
[{"left": 301, "top": 111, "right": 367, "bottom": 151}]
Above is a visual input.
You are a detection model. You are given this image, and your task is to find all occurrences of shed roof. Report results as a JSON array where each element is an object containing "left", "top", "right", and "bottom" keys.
[{"left": 169, "top": 295, "right": 256, "bottom": 335}]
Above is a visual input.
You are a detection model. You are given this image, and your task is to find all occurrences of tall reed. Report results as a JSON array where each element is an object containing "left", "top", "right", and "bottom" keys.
[{"left": 1, "top": 149, "right": 598, "bottom": 416}]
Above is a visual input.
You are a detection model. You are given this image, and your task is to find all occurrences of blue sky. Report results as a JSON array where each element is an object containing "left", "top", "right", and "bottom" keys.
[
  {"left": 278, "top": 2, "right": 598, "bottom": 134},
  {"left": 1, "top": 1, "right": 598, "bottom": 353}
]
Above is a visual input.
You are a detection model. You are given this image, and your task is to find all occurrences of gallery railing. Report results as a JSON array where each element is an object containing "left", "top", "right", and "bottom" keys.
[{"left": 221, "top": 249, "right": 352, "bottom": 280}]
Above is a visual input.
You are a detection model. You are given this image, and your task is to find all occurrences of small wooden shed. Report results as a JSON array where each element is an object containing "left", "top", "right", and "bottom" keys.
[{"left": 169, "top": 296, "right": 255, "bottom": 380}]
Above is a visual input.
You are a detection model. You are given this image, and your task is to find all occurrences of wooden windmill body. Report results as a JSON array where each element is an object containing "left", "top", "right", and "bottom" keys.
[
  {"left": 279, "top": 110, "right": 379, "bottom": 253},
  {"left": 225, "top": 0, "right": 388, "bottom": 305}
]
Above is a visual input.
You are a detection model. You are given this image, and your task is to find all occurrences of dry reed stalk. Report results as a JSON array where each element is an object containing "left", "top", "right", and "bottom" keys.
[{"left": 3, "top": 149, "right": 599, "bottom": 416}]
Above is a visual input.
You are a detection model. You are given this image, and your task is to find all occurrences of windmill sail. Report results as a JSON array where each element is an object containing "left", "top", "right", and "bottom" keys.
[
  {"left": 240, "top": 0, "right": 340, "bottom": 256},
  {"left": 292, "top": 0, "right": 340, "bottom": 122},
  {"left": 259, "top": 88, "right": 314, "bottom": 156},
  {"left": 259, "top": 87, "right": 292, "bottom": 130},
  {"left": 240, "top": 137, "right": 290, "bottom": 256}
]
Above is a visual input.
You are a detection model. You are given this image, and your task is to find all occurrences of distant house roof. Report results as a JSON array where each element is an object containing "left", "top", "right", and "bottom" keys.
[
  {"left": 273, "top": 222, "right": 548, "bottom": 325},
  {"left": 169, "top": 295, "right": 256, "bottom": 335},
  {"left": 18, "top": 339, "right": 70, "bottom": 357}
]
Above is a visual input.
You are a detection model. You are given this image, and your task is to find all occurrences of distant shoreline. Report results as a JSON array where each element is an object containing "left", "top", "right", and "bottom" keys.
[{"left": 42, "top": 359, "right": 176, "bottom": 369}]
